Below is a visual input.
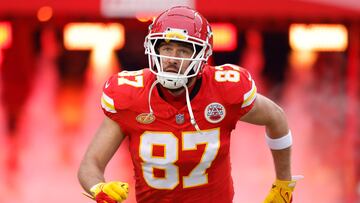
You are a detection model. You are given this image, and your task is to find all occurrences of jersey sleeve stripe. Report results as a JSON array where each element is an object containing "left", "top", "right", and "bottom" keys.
[
  {"left": 241, "top": 80, "right": 257, "bottom": 108},
  {"left": 101, "top": 92, "right": 116, "bottom": 113}
]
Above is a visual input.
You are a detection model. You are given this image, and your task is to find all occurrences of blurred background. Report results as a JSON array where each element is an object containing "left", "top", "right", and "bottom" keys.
[{"left": 0, "top": 0, "right": 359, "bottom": 202}]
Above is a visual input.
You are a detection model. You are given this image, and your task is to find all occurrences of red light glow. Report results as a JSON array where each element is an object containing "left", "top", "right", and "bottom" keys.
[
  {"left": 37, "top": 6, "right": 53, "bottom": 22},
  {"left": 0, "top": 22, "right": 12, "bottom": 49},
  {"left": 211, "top": 23, "right": 237, "bottom": 51}
]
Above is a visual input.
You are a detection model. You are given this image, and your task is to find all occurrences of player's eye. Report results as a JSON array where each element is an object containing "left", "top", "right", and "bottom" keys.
[
  {"left": 177, "top": 49, "right": 192, "bottom": 58},
  {"left": 161, "top": 47, "right": 172, "bottom": 52}
]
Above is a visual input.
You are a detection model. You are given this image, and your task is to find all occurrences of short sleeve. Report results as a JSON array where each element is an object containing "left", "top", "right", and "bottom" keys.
[
  {"left": 100, "top": 74, "right": 118, "bottom": 120},
  {"left": 239, "top": 69, "right": 257, "bottom": 109},
  {"left": 212, "top": 64, "right": 257, "bottom": 115}
]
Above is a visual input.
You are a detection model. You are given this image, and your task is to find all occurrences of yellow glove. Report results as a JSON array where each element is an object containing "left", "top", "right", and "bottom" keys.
[
  {"left": 90, "top": 181, "right": 129, "bottom": 203},
  {"left": 264, "top": 176, "right": 303, "bottom": 203}
]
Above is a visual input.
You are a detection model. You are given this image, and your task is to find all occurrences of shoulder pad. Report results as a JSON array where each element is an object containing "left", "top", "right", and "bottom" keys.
[
  {"left": 206, "top": 64, "right": 257, "bottom": 106},
  {"left": 101, "top": 69, "right": 151, "bottom": 114}
]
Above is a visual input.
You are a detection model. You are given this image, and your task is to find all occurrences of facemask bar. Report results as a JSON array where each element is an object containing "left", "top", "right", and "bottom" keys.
[
  {"left": 149, "top": 52, "right": 205, "bottom": 77},
  {"left": 145, "top": 33, "right": 211, "bottom": 79},
  {"left": 158, "top": 56, "right": 186, "bottom": 76}
]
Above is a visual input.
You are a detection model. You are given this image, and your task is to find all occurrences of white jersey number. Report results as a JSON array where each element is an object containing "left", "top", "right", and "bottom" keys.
[
  {"left": 139, "top": 128, "right": 220, "bottom": 190},
  {"left": 214, "top": 64, "right": 241, "bottom": 82},
  {"left": 117, "top": 70, "right": 143, "bottom": 87}
]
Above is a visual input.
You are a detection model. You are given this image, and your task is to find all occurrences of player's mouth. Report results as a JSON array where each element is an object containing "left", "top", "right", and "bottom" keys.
[{"left": 164, "top": 66, "right": 180, "bottom": 73}]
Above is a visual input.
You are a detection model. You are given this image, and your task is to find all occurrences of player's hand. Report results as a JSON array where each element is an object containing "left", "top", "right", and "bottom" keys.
[
  {"left": 90, "top": 181, "right": 129, "bottom": 203},
  {"left": 264, "top": 176, "right": 303, "bottom": 203}
]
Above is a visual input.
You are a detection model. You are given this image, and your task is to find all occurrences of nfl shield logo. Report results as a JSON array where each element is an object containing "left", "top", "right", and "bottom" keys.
[
  {"left": 175, "top": 114, "right": 185, "bottom": 125},
  {"left": 204, "top": 102, "right": 226, "bottom": 123}
]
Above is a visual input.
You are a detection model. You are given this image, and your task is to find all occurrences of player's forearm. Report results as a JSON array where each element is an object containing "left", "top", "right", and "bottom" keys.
[
  {"left": 78, "top": 159, "right": 106, "bottom": 194},
  {"left": 270, "top": 147, "right": 292, "bottom": 180}
]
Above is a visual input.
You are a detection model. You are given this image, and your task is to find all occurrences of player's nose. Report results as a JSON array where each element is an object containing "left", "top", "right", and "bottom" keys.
[{"left": 165, "top": 55, "right": 180, "bottom": 66}]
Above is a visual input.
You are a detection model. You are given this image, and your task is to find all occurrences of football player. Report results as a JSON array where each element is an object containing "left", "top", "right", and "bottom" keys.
[{"left": 78, "top": 6, "right": 301, "bottom": 203}]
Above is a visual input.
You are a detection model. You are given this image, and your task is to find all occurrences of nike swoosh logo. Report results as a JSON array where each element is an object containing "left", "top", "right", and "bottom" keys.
[{"left": 105, "top": 80, "right": 110, "bottom": 88}]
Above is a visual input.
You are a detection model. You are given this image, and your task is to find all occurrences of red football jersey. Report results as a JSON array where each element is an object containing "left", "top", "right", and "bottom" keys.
[{"left": 101, "top": 64, "right": 257, "bottom": 203}]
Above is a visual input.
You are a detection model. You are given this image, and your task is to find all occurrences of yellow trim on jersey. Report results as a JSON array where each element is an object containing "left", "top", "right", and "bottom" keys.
[
  {"left": 101, "top": 92, "right": 116, "bottom": 113},
  {"left": 242, "top": 80, "right": 257, "bottom": 108}
]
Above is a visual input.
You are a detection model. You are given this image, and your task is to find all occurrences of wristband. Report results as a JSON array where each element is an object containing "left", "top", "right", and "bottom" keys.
[{"left": 265, "top": 131, "right": 292, "bottom": 150}]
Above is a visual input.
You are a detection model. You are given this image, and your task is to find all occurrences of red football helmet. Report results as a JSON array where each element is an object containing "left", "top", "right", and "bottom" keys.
[{"left": 144, "top": 6, "right": 213, "bottom": 89}]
